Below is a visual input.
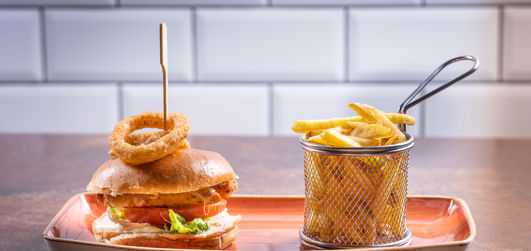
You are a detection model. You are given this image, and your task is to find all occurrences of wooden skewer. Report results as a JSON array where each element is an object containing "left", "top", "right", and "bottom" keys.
[{"left": 160, "top": 23, "right": 168, "bottom": 131}]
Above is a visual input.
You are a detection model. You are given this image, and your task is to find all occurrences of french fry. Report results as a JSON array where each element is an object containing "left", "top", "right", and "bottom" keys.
[
  {"left": 344, "top": 159, "right": 377, "bottom": 202},
  {"left": 379, "top": 170, "right": 407, "bottom": 237},
  {"left": 332, "top": 125, "right": 353, "bottom": 135},
  {"left": 352, "top": 124, "right": 393, "bottom": 139},
  {"left": 385, "top": 113, "right": 415, "bottom": 126},
  {"left": 318, "top": 211, "right": 335, "bottom": 243},
  {"left": 327, "top": 195, "right": 376, "bottom": 245},
  {"left": 378, "top": 204, "right": 403, "bottom": 237},
  {"left": 307, "top": 130, "right": 323, "bottom": 138},
  {"left": 322, "top": 129, "right": 362, "bottom": 147},
  {"left": 348, "top": 103, "right": 406, "bottom": 143},
  {"left": 350, "top": 136, "right": 380, "bottom": 147},
  {"left": 384, "top": 135, "right": 399, "bottom": 145},
  {"left": 292, "top": 116, "right": 365, "bottom": 133},
  {"left": 370, "top": 159, "right": 399, "bottom": 237},
  {"left": 308, "top": 134, "right": 327, "bottom": 145},
  {"left": 344, "top": 121, "right": 369, "bottom": 129}
]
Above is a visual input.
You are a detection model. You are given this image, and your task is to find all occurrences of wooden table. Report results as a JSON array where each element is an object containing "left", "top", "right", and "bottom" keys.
[{"left": 0, "top": 135, "right": 529, "bottom": 250}]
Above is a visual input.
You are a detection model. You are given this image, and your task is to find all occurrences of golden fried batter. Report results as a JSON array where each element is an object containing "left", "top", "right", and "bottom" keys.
[
  {"left": 108, "top": 112, "right": 190, "bottom": 165},
  {"left": 98, "top": 180, "right": 238, "bottom": 208}
]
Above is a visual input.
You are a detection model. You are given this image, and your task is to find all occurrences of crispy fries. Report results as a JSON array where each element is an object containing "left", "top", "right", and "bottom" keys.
[
  {"left": 384, "top": 113, "right": 415, "bottom": 126},
  {"left": 292, "top": 113, "right": 415, "bottom": 134},
  {"left": 323, "top": 129, "right": 361, "bottom": 147},
  {"left": 352, "top": 124, "right": 393, "bottom": 139},
  {"left": 307, "top": 134, "right": 327, "bottom": 145},
  {"left": 344, "top": 121, "right": 369, "bottom": 129},
  {"left": 350, "top": 136, "right": 380, "bottom": 147},
  {"left": 295, "top": 103, "right": 414, "bottom": 246},
  {"left": 292, "top": 116, "right": 364, "bottom": 133},
  {"left": 348, "top": 103, "right": 406, "bottom": 143},
  {"left": 293, "top": 103, "right": 413, "bottom": 148}
]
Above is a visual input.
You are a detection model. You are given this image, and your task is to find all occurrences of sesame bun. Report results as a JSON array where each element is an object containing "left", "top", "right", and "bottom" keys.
[{"left": 86, "top": 148, "right": 237, "bottom": 195}]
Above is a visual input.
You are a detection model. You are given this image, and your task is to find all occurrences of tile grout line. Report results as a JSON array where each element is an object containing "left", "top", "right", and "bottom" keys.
[
  {"left": 117, "top": 82, "right": 124, "bottom": 119},
  {"left": 268, "top": 83, "right": 274, "bottom": 136},
  {"left": 343, "top": 7, "right": 349, "bottom": 82},
  {"left": 498, "top": 5, "right": 504, "bottom": 82},
  {"left": 3, "top": 3, "right": 531, "bottom": 8},
  {"left": 191, "top": 7, "right": 199, "bottom": 84},
  {"left": 39, "top": 7, "right": 48, "bottom": 83}
]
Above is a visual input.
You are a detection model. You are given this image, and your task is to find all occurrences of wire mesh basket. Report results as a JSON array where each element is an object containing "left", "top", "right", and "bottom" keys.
[
  {"left": 299, "top": 135, "right": 414, "bottom": 248},
  {"left": 298, "top": 56, "right": 480, "bottom": 248}
]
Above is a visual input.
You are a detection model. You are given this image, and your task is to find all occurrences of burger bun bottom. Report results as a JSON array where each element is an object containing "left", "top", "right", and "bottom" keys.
[{"left": 93, "top": 213, "right": 238, "bottom": 249}]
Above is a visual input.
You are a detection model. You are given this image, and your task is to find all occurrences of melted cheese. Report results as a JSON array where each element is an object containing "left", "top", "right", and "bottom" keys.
[{"left": 191, "top": 188, "right": 220, "bottom": 204}]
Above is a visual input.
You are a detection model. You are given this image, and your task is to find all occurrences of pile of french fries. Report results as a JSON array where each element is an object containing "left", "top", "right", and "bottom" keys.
[
  {"left": 293, "top": 103, "right": 415, "bottom": 147},
  {"left": 293, "top": 103, "right": 415, "bottom": 245}
]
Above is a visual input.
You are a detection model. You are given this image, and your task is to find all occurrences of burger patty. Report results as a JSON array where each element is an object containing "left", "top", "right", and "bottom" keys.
[{"left": 98, "top": 180, "right": 238, "bottom": 208}]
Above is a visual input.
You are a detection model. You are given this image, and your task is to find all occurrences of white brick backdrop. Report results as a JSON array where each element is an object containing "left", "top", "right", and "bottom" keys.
[{"left": 0, "top": 0, "right": 530, "bottom": 138}]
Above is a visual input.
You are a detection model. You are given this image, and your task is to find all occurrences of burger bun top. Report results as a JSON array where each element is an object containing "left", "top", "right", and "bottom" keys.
[{"left": 87, "top": 148, "right": 236, "bottom": 195}]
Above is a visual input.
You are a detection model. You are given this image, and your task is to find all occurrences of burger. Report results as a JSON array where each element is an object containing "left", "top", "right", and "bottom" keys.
[{"left": 86, "top": 148, "right": 241, "bottom": 249}]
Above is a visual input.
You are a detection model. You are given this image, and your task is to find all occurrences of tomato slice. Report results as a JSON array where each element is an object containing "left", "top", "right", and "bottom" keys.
[{"left": 122, "top": 200, "right": 227, "bottom": 225}]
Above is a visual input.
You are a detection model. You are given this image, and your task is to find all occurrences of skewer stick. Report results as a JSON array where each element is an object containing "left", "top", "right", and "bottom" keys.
[{"left": 160, "top": 23, "right": 168, "bottom": 131}]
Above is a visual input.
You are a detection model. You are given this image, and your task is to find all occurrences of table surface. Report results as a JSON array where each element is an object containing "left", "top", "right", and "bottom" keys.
[{"left": 0, "top": 135, "right": 529, "bottom": 250}]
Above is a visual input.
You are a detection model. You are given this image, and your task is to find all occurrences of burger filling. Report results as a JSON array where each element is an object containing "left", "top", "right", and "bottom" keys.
[
  {"left": 97, "top": 180, "right": 237, "bottom": 207},
  {"left": 94, "top": 208, "right": 241, "bottom": 239},
  {"left": 97, "top": 180, "right": 239, "bottom": 235},
  {"left": 109, "top": 199, "right": 227, "bottom": 224}
]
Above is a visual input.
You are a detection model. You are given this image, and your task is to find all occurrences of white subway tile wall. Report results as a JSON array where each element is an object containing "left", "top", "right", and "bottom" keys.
[
  {"left": 45, "top": 9, "right": 192, "bottom": 81},
  {"left": 425, "top": 84, "right": 531, "bottom": 138},
  {"left": 196, "top": 9, "right": 344, "bottom": 81},
  {"left": 121, "top": 0, "right": 266, "bottom": 5},
  {"left": 0, "top": 9, "right": 42, "bottom": 81},
  {"left": 427, "top": 0, "right": 531, "bottom": 4},
  {"left": 0, "top": 85, "right": 118, "bottom": 134},
  {"left": 348, "top": 8, "right": 499, "bottom": 81},
  {"left": 503, "top": 7, "right": 531, "bottom": 81},
  {"left": 122, "top": 84, "right": 269, "bottom": 135},
  {"left": 273, "top": 0, "right": 420, "bottom": 5},
  {"left": 0, "top": 0, "right": 115, "bottom": 6},
  {"left": 273, "top": 84, "right": 422, "bottom": 136},
  {"left": 0, "top": 1, "right": 530, "bottom": 138}
]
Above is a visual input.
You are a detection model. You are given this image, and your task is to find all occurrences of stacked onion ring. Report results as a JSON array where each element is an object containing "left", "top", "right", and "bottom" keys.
[{"left": 108, "top": 111, "right": 190, "bottom": 164}]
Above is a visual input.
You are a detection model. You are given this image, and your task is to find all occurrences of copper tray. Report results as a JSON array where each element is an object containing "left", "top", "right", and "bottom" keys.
[{"left": 43, "top": 193, "right": 475, "bottom": 250}]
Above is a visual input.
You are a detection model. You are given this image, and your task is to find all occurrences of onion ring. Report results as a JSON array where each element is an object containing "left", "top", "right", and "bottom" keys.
[
  {"left": 108, "top": 131, "right": 190, "bottom": 157},
  {"left": 125, "top": 131, "right": 190, "bottom": 148},
  {"left": 108, "top": 111, "right": 190, "bottom": 164}
]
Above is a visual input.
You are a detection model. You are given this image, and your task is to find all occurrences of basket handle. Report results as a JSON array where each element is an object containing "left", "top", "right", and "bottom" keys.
[{"left": 398, "top": 55, "right": 479, "bottom": 132}]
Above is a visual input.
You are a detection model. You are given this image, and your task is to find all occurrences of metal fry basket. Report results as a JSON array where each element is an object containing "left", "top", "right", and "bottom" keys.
[{"left": 299, "top": 56, "right": 479, "bottom": 249}]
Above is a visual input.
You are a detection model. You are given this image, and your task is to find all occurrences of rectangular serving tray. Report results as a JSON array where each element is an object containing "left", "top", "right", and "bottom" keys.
[{"left": 43, "top": 193, "right": 475, "bottom": 251}]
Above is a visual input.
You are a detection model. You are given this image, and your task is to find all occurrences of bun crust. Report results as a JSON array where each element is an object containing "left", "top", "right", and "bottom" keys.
[
  {"left": 92, "top": 213, "right": 239, "bottom": 250},
  {"left": 98, "top": 227, "right": 238, "bottom": 249},
  {"left": 87, "top": 148, "right": 236, "bottom": 195}
]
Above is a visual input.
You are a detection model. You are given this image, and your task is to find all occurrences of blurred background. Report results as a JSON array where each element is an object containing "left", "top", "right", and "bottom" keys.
[{"left": 0, "top": 0, "right": 530, "bottom": 138}]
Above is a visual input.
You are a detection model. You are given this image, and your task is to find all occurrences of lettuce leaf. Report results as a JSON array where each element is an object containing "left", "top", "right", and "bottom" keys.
[
  {"left": 109, "top": 207, "right": 124, "bottom": 219},
  {"left": 187, "top": 218, "right": 209, "bottom": 233},
  {"left": 165, "top": 209, "right": 209, "bottom": 234}
]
